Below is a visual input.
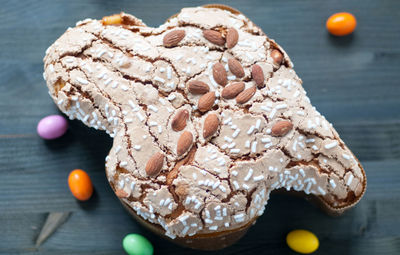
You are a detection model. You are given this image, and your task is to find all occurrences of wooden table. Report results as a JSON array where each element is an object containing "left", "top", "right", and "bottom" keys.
[{"left": 1, "top": 0, "right": 399, "bottom": 254}]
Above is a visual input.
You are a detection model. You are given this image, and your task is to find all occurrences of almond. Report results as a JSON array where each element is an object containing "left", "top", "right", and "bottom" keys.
[
  {"left": 236, "top": 86, "right": 256, "bottom": 104},
  {"left": 271, "top": 120, "right": 293, "bottom": 136},
  {"left": 271, "top": 49, "right": 283, "bottom": 65},
  {"left": 251, "top": 64, "right": 264, "bottom": 88},
  {"left": 102, "top": 14, "right": 122, "bottom": 25},
  {"left": 187, "top": 80, "right": 210, "bottom": 95},
  {"left": 203, "top": 30, "right": 225, "bottom": 46},
  {"left": 203, "top": 113, "right": 219, "bottom": 138},
  {"left": 212, "top": 63, "right": 227, "bottom": 86},
  {"left": 177, "top": 131, "right": 193, "bottom": 156},
  {"left": 226, "top": 28, "right": 239, "bottom": 48},
  {"left": 115, "top": 189, "right": 129, "bottom": 198},
  {"left": 221, "top": 82, "right": 245, "bottom": 99},
  {"left": 163, "top": 30, "right": 185, "bottom": 47},
  {"left": 145, "top": 152, "right": 164, "bottom": 176},
  {"left": 228, "top": 58, "right": 244, "bottom": 78},
  {"left": 175, "top": 184, "right": 189, "bottom": 198},
  {"left": 198, "top": 91, "right": 216, "bottom": 112},
  {"left": 171, "top": 109, "right": 189, "bottom": 131}
]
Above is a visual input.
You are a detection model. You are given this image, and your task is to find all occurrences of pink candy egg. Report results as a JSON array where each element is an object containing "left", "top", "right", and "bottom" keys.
[{"left": 37, "top": 115, "right": 68, "bottom": 139}]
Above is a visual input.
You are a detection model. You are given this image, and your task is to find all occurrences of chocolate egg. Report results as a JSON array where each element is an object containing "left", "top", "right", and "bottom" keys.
[
  {"left": 286, "top": 229, "right": 319, "bottom": 254},
  {"left": 37, "top": 115, "right": 68, "bottom": 139},
  {"left": 123, "top": 234, "right": 153, "bottom": 255}
]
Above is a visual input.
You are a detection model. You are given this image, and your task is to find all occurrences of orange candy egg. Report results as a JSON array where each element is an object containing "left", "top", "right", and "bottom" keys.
[
  {"left": 68, "top": 169, "right": 93, "bottom": 201},
  {"left": 326, "top": 12, "right": 357, "bottom": 36}
]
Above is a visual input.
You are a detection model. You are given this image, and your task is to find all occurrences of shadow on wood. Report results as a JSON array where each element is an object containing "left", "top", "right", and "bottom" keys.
[{"left": 327, "top": 33, "right": 355, "bottom": 47}]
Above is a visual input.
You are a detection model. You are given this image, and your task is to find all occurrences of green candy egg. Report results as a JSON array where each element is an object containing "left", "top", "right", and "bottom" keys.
[{"left": 123, "top": 234, "right": 153, "bottom": 255}]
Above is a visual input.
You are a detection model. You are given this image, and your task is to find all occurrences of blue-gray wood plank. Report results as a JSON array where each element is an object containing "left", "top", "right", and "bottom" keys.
[{"left": 0, "top": 0, "right": 399, "bottom": 254}]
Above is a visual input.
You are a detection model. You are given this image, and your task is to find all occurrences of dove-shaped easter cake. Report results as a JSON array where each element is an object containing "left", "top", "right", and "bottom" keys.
[{"left": 43, "top": 4, "right": 366, "bottom": 250}]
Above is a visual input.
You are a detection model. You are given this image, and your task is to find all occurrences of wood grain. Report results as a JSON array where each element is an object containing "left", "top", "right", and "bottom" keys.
[
  {"left": 35, "top": 212, "right": 71, "bottom": 246},
  {"left": 0, "top": 0, "right": 399, "bottom": 254}
]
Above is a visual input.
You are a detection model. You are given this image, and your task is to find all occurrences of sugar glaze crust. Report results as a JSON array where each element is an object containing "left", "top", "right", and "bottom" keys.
[{"left": 43, "top": 6, "right": 366, "bottom": 239}]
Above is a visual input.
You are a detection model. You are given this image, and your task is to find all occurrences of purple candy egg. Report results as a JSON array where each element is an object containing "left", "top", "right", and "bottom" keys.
[{"left": 37, "top": 115, "right": 68, "bottom": 139}]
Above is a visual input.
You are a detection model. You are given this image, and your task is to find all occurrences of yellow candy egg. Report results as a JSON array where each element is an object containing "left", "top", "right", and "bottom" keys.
[{"left": 286, "top": 229, "right": 319, "bottom": 254}]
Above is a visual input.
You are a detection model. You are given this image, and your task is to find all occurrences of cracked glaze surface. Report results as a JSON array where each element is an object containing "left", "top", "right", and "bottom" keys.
[{"left": 43, "top": 6, "right": 366, "bottom": 239}]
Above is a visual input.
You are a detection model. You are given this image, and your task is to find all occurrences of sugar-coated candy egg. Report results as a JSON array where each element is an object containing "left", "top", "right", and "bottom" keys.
[
  {"left": 286, "top": 229, "right": 319, "bottom": 254},
  {"left": 68, "top": 169, "right": 93, "bottom": 201},
  {"left": 123, "top": 234, "right": 153, "bottom": 255},
  {"left": 37, "top": 115, "right": 68, "bottom": 139},
  {"left": 326, "top": 12, "right": 357, "bottom": 36}
]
